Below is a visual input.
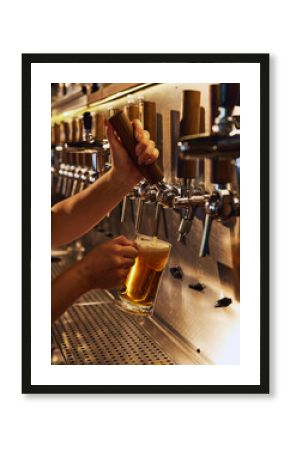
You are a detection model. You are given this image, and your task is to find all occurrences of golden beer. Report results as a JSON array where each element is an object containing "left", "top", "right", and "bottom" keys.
[{"left": 119, "top": 234, "right": 171, "bottom": 315}]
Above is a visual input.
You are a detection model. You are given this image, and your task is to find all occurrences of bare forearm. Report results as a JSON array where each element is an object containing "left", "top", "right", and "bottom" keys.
[
  {"left": 51, "top": 260, "right": 91, "bottom": 322},
  {"left": 51, "top": 170, "right": 133, "bottom": 248}
]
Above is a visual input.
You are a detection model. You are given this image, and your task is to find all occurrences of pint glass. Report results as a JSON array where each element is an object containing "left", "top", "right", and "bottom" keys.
[{"left": 119, "top": 234, "right": 171, "bottom": 315}]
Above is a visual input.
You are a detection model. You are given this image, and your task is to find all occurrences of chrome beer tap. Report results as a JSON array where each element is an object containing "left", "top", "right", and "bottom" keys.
[
  {"left": 121, "top": 180, "right": 159, "bottom": 232},
  {"left": 71, "top": 112, "right": 108, "bottom": 194},
  {"left": 83, "top": 112, "right": 110, "bottom": 179},
  {"left": 53, "top": 122, "right": 69, "bottom": 196},
  {"left": 199, "top": 185, "right": 240, "bottom": 257},
  {"left": 154, "top": 180, "right": 207, "bottom": 240},
  {"left": 51, "top": 123, "right": 64, "bottom": 197},
  {"left": 61, "top": 158, "right": 71, "bottom": 197},
  {"left": 51, "top": 124, "right": 56, "bottom": 191},
  {"left": 175, "top": 158, "right": 205, "bottom": 244},
  {"left": 135, "top": 180, "right": 149, "bottom": 233},
  {"left": 200, "top": 83, "right": 240, "bottom": 257},
  {"left": 70, "top": 152, "right": 84, "bottom": 196},
  {"left": 154, "top": 182, "right": 179, "bottom": 237},
  {"left": 64, "top": 151, "right": 76, "bottom": 197},
  {"left": 173, "top": 91, "right": 207, "bottom": 243},
  {"left": 120, "top": 184, "right": 139, "bottom": 224},
  {"left": 156, "top": 182, "right": 179, "bottom": 209},
  {"left": 109, "top": 110, "right": 164, "bottom": 236},
  {"left": 77, "top": 152, "right": 92, "bottom": 192},
  {"left": 65, "top": 117, "right": 86, "bottom": 196},
  {"left": 176, "top": 84, "right": 240, "bottom": 256},
  {"left": 173, "top": 190, "right": 208, "bottom": 242},
  {"left": 118, "top": 99, "right": 142, "bottom": 228},
  {"left": 134, "top": 180, "right": 160, "bottom": 233},
  {"left": 59, "top": 121, "right": 74, "bottom": 197},
  {"left": 63, "top": 121, "right": 83, "bottom": 197}
]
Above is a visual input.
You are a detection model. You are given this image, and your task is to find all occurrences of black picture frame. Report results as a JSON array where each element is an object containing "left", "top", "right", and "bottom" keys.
[{"left": 22, "top": 53, "right": 269, "bottom": 394}]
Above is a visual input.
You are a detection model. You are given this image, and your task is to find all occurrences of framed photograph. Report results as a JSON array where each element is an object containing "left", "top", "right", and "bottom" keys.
[{"left": 22, "top": 53, "right": 269, "bottom": 394}]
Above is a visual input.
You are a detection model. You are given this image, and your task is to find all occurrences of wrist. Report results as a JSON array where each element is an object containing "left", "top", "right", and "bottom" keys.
[
  {"left": 108, "top": 168, "right": 141, "bottom": 192},
  {"left": 72, "top": 258, "right": 95, "bottom": 293}
]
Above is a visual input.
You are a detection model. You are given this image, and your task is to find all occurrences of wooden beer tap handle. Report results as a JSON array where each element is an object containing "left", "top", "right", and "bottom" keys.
[
  {"left": 95, "top": 113, "right": 106, "bottom": 140},
  {"left": 109, "top": 110, "right": 164, "bottom": 185},
  {"left": 144, "top": 101, "right": 157, "bottom": 142},
  {"left": 177, "top": 90, "right": 201, "bottom": 179},
  {"left": 180, "top": 90, "right": 201, "bottom": 137}
]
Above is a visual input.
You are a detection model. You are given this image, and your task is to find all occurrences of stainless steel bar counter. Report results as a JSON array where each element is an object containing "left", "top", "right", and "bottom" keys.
[{"left": 51, "top": 261, "right": 209, "bottom": 365}]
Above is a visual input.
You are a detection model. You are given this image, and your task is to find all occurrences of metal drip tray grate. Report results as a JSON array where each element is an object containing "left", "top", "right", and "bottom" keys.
[
  {"left": 51, "top": 259, "right": 206, "bottom": 365},
  {"left": 51, "top": 262, "right": 66, "bottom": 280},
  {"left": 52, "top": 299, "right": 174, "bottom": 365}
]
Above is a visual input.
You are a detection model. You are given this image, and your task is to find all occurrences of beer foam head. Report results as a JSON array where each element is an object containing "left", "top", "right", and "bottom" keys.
[{"left": 136, "top": 234, "right": 171, "bottom": 254}]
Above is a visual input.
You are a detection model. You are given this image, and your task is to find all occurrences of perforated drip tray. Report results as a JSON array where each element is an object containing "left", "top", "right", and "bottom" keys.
[
  {"left": 52, "top": 262, "right": 66, "bottom": 280},
  {"left": 51, "top": 262, "right": 208, "bottom": 365}
]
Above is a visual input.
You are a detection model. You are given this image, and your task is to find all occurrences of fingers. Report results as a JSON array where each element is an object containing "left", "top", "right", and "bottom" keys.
[
  {"left": 137, "top": 145, "right": 159, "bottom": 166},
  {"left": 109, "top": 116, "right": 159, "bottom": 167},
  {"left": 117, "top": 244, "right": 138, "bottom": 259},
  {"left": 133, "top": 119, "right": 151, "bottom": 143},
  {"left": 113, "top": 235, "right": 135, "bottom": 246},
  {"left": 114, "top": 236, "right": 138, "bottom": 260},
  {"left": 135, "top": 140, "right": 154, "bottom": 156},
  {"left": 116, "top": 268, "right": 131, "bottom": 287},
  {"left": 112, "top": 254, "right": 134, "bottom": 269},
  {"left": 119, "top": 257, "right": 136, "bottom": 269},
  {"left": 134, "top": 126, "right": 159, "bottom": 165},
  {"left": 137, "top": 130, "right": 150, "bottom": 143}
]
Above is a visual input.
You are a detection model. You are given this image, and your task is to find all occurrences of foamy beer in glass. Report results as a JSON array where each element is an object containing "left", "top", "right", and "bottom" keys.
[{"left": 119, "top": 234, "right": 171, "bottom": 315}]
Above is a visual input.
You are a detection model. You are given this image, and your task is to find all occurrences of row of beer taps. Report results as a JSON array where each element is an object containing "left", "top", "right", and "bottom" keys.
[
  {"left": 51, "top": 112, "right": 110, "bottom": 199},
  {"left": 51, "top": 83, "right": 240, "bottom": 258}
]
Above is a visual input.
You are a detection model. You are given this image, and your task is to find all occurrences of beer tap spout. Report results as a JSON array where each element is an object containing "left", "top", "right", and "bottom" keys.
[
  {"left": 199, "top": 188, "right": 240, "bottom": 257},
  {"left": 177, "top": 206, "right": 195, "bottom": 243}
]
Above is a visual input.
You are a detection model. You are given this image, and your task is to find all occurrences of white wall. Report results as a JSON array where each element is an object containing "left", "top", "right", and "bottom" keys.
[{"left": 0, "top": 1, "right": 286, "bottom": 450}]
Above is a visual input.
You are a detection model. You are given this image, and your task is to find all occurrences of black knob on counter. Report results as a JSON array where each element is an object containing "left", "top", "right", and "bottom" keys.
[
  {"left": 170, "top": 266, "right": 183, "bottom": 280},
  {"left": 215, "top": 297, "right": 232, "bottom": 308}
]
